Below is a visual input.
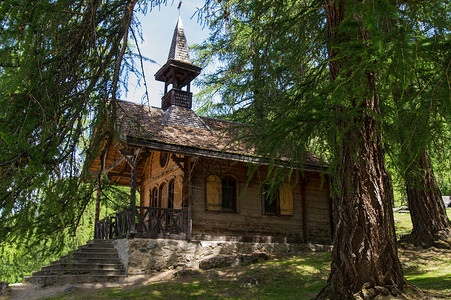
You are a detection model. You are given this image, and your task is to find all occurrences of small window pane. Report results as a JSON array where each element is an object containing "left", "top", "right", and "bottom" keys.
[
  {"left": 168, "top": 180, "right": 175, "bottom": 209},
  {"left": 151, "top": 188, "right": 158, "bottom": 207},
  {"left": 264, "top": 185, "right": 278, "bottom": 214},
  {"left": 222, "top": 178, "right": 235, "bottom": 211}
]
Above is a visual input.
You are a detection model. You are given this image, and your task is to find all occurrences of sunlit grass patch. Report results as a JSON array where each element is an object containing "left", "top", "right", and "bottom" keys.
[{"left": 394, "top": 211, "right": 413, "bottom": 238}]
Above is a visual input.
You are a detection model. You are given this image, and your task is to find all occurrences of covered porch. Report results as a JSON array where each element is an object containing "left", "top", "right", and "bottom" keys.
[
  {"left": 94, "top": 206, "right": 187, "bottom": 240},
  {"left": 90, "top": 141, "right": 192, "bottom": 241}
]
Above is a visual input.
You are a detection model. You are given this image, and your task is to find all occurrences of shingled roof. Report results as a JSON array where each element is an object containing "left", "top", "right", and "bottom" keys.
[
  {"left": 168, "top": 17, "right": 190, "bottom": 63},
  {"left": 115, "top": 100, "right": 323, "bottom": 169}
]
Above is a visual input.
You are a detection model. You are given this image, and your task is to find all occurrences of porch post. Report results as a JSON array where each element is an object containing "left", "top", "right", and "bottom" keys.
[
  {"left": 183, "top": 155, "right": 192, "bottom": 240},
  {"left": 120, "top": 147, "right": 144, "bottom": 237},
  {"left": 129, "top": 162, "right": 137, "bottom": 235},
  {"left": 95, "top": 182, "right": 101, "bottom": 224}
]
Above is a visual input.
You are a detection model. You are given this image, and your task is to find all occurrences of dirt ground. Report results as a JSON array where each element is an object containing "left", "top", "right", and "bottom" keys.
[{"left": 1, "top": 271, "right": 176, "bottom": 300}]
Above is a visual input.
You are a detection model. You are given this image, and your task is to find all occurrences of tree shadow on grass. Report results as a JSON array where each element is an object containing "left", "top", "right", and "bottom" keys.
[
  {"left": 399, "top": 247, "right": 451, "bottom": 297},
  {"left": 407, "top": 274, "right": 451, "bottom": 292}
]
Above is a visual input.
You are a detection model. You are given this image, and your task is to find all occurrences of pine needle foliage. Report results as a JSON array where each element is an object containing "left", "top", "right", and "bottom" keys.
[
  {"left": 0, "top": 0, "right": 163, "bottom": 257},
  {"left": 194, "top": 0, "right": 332, "bottom": 178},
  {"left": 194, "top": 0, "right": 450, "bottom": 190}
]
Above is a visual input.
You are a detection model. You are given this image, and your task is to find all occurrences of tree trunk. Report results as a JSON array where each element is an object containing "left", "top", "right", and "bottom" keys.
[
  {"left": 401, "top": 150, "right": 451, "bottom": 248},
  {"left": 317, "top": 0, "right": 408, "bottom": 298},
  {"left": 317, "top": 103, "right": 407, "bottom": 299}
]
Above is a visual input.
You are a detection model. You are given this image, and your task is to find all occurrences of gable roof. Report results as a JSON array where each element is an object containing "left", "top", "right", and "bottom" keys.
[{"left": 115, "top": 100, "right": 324, "bottom": 170}]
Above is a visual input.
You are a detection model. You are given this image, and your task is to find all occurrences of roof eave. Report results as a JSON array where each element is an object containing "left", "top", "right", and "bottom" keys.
[
  {"left": 155, "top": 59, "right": 202, "bottom": 82},
  {"left": 123, "top": 135, "right": 328, "bottom": 173}
]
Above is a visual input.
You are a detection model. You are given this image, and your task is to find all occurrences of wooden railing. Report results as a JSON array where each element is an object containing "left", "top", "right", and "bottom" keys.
[{"left": 94, "top": 206, "right": 185, "bottom": 240}]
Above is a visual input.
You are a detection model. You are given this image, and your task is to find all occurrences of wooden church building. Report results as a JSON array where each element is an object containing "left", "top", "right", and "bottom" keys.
[{"left": 90, "top": 17, "right": 332, "bottom": 245}]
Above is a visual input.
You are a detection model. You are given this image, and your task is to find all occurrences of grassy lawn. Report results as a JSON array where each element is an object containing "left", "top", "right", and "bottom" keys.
[
  {"left": 395, "top": 208, "right": 451, "bottom": 296},
  {"left": 44, "top": 208, "right": 451, "bottom": 299}
]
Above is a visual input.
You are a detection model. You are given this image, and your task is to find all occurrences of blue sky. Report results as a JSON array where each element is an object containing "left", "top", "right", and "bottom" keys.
[{"left": 124, "top": 0, "right": 210, "bottom": 108}]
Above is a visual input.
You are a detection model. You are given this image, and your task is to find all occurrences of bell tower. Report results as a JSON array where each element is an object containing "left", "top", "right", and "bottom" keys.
[{"left": 155, "top": 17, "right": 202, "bottom": 110}]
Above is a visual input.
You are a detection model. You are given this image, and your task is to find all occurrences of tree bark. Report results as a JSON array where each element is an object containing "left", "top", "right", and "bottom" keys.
[
  {"left": 401, "top": 150, "right": 451, "bottom": 248},
  {"left": 317, "top": 0, "right": 408, "bottom": 298}
]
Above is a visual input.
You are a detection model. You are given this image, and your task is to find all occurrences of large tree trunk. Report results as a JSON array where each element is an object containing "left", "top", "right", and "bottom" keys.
[
  {"left": 401, "top": 150, "right": 451, "bottom": 248},
  {"left": 317, "top": 0, "right": 409, "bottom": 298}
]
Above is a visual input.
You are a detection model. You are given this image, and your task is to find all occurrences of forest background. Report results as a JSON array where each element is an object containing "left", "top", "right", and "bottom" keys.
[{"left": 0, "top": 1, "right": 449, "bottom": 297}]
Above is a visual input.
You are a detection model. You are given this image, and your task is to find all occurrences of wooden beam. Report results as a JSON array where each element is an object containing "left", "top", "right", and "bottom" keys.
[
  {"left": 183, "top": 155, "right": 192, "bottom": 241},
  {"left": 95, "top": 183, "right": 101, "bottom": 224},
  {"left": 125, "top": 136, "right": 328, "bottom": 172},
  {"left": 130, "top": 160, "right": 137, "bottom": 235},
  {"left": 107, "top": 173, "right": 142, "bottom": 183},
  {"left": 104, "top": 157, "right": 125, "bottom": 173},
  {"left": 120, "top": 148, "right": 144, "bottom": 166},
  {"left": 125, "top": 148, "right": 144, "bottom": 236}
]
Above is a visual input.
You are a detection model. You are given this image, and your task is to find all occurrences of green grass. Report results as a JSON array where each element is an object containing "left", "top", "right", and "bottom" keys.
[
  {"left": 43, "top": 208, "right": 451, "bottom": 299},
  {"left": 395, "top": 208, "right": 451, "bottom": 296},
  {"left": 393, "top": 210, "right": 413, "bottom": 238}
]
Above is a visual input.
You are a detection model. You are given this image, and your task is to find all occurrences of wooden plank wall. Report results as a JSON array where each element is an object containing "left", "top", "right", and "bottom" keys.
[
  {"left": 304, "top": 176, "right": 332, "bottom": 244},
  {"left": 189, "top": 157, "right": 332, "bottom": 244}
]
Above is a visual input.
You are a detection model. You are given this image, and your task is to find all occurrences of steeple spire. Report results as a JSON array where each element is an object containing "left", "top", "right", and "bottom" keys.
[
  {"left": 168, "top": 17, "right": 190, "bottom": 63},
  {"left": 155, "top": 17, "right": 202, "bottom": 110}
]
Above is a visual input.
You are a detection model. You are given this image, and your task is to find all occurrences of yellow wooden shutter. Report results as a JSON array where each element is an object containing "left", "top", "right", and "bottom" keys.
[
  {"left": 206, "top": 175, "right": 222, "bottom": 211},
  {"left": 279, "top": 183, "right": 293, "bottom": 215}
]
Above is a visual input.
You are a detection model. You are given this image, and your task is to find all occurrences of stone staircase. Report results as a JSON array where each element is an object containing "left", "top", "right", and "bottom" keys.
[{"left": 23, "top": 239, "right": 126, "bottom": 287}]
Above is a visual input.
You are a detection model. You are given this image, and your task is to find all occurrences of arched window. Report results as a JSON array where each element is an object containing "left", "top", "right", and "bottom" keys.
[
  {"left": 159, "top": 182, "right": 167, "bottom": 208},
  {"left": 168, "top": 180, "right": 175, "bottom": 209},
  {"left": 150, "top": 187, "right": 158, "bottom": 207}
]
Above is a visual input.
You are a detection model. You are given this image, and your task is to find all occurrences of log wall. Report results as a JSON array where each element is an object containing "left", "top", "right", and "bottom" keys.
[{"left": 190, "top": 157, "right": 332, "bottom": 244}]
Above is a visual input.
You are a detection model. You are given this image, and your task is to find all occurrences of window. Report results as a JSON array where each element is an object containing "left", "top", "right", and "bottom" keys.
[
  {"left": 168, "top": 180, "right": 175, "bottom": 209},
  {"left": 159, "top": 182, "right": 167, "bottom": 208},
  {"left": 159, "top": 152, "right": 169, "bottom": 168},
  {"left": 263, "top": 183, "right": 293, "bottom": 216},
  {"left": 263, "top": 184, "right": 278, "bottom": 215},
  {"left": 150, "top": 187, "right": 158, "bottom": 207},
  {"left": 222, "top": 177, "right": 236, "bottom": 211},
  {"left": 206, "top": 175, "right": 237, "bottom": 212}
]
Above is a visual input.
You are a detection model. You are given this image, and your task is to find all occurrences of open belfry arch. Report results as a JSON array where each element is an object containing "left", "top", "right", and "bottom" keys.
[
  {"left": 155, "top": 17, "right": 202, "bottom": 110},
  {"left": 90, "top": 16, "right": 333, "bottom": 244}
]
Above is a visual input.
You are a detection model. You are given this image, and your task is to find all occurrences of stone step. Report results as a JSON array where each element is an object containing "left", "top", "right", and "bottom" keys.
[
  {"left": 55, "top": 257, "right": 122, "bottom": 265},
  {"left": 23, "top": 274, "right": 126, "bottom": 287},
  {"left": 87, "top": 239, "right": 115, "bottom": 246},
  {"left": 60, "top": 251, "right": 119, "bottom": 259},
  {"left": 32, "top": 268, "right": 124, "bottom": 277},
  {"left": 74, "top": 247, "right": 118, "bottom": 254},
  {"left": 42, "top": 262, "right": 124, "bottom": 271},
  {"left": 24, "top": 239, "right": 125, "bottom": 287}
]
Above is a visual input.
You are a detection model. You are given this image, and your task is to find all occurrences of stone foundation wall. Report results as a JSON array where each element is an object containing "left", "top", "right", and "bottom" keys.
[{"left": 113, "top": 238, "right": 331, "bottom": 275}]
